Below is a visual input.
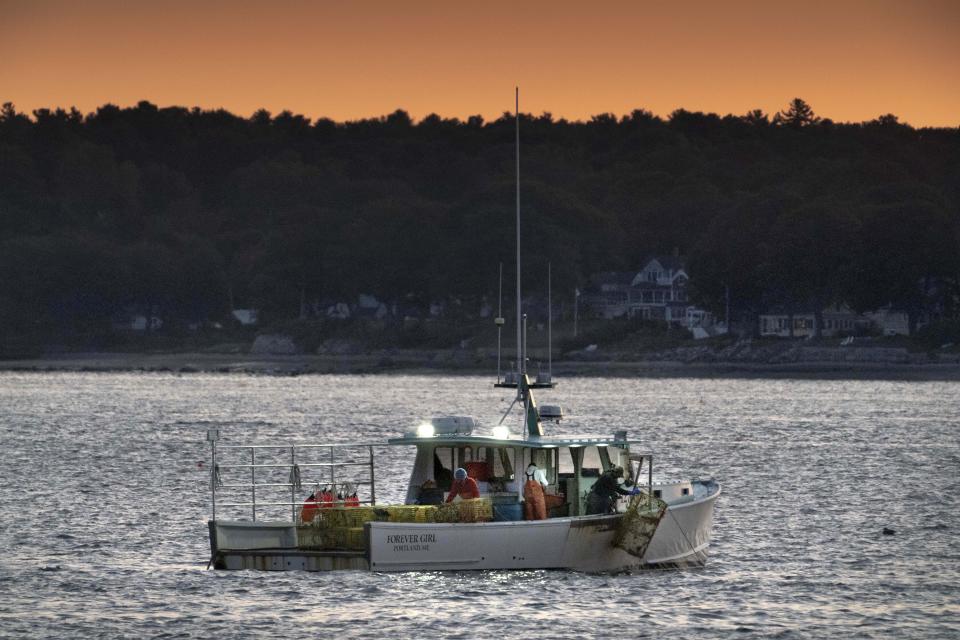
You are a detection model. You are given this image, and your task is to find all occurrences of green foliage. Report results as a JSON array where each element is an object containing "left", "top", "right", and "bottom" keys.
[
  {"left": 914, "top": 320, "right": 960, "bottom": 351},
  {"left": 774, "top": 98, "right": 820, "bottom": 128},
  {"left": 0, "top": 100, "right": 957, "bottom": 348},
  {"left": 559, "top": 317, "right": 684, "bottom": 353}
]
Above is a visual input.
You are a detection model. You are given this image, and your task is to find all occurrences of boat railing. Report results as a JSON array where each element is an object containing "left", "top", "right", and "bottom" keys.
[{"left": 207, "top": 434, "right": 381, "bottom": 522}]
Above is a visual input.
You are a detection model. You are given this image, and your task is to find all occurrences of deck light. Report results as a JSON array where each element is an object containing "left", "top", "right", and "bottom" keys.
[
  {"left": 416, "top": 422, "right": 436, "bottom": 438},
  {"left": 491, "top": 425, "right": 510, "bottom": 440}
]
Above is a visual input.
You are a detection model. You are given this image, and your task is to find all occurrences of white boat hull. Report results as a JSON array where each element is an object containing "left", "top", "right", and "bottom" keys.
[{"left": 210, "top": 480, "right": 719, "bottom": 572}]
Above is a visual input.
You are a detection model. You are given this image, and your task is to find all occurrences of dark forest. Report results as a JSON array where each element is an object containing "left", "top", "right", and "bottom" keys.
[{"left": 1, "top": 99, "right": 958, "bottom": 348}]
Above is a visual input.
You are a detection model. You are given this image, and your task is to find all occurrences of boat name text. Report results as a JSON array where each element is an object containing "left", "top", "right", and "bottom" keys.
[{"left": 386, "top": 533, "right": 436, "bottom": 552}]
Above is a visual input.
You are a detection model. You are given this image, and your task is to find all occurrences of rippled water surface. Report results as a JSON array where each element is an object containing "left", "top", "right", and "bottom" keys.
[{"left": 1, "top": 372, "right": 958, "bottom": 638}]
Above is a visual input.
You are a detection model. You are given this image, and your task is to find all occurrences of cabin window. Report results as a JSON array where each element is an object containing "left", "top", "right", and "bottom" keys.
[
  {"left": 557, "top": 447, "right": 576, "bottom": 476},
  {"left": 606, "top": 448, "right": 630, "bottom": 479},
  {"left": 482, "top": 447, "right": 514, "bottom": 483},
  {"left": 456, "top": 446, "right": 474, "bottom": 465},
  {"left": 598, "top": 446, "right": 617, "bottom": 470},
  {"left": 581, "top": 446, "right": 602, "bottom": 477},
  {"left": 530, "top": 448, "right": 556, "bottom": 485},
  {"left": 433, "top": 447, "right": 454, "bottom": 491},
  {"left": 682, "top": 487, "right": 690, "bottom": 496}
]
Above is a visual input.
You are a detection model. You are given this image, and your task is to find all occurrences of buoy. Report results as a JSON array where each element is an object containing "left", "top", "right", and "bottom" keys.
[{"left": 882, "top": 527, "right": 895, "bottom": 535}]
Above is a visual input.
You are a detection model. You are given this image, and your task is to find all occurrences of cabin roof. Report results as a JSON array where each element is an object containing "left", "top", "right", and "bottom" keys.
[{"left": 386, "top": 433, "right": 651, "bottom": 452}]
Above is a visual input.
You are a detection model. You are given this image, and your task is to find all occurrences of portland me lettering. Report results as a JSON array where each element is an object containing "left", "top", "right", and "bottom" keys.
[{"left": 386, "top": 533, "right": 436, "bottom": 552}]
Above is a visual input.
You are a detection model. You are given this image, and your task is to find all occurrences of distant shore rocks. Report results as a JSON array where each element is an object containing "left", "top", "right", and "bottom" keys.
[
  {"left": 640, "top": 340, "right": 932, "bottom": 365},
  {"left": 315, "top": 339, "right": 362, "bottom": 356},
  {"left": 250, "top": 334, "right": 301, "bottom": 355}
]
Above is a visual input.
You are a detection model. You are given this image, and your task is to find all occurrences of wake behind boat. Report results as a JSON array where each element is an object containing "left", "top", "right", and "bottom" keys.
[{"left": 204, "top": 90, "right": 720, "bottom": 572}]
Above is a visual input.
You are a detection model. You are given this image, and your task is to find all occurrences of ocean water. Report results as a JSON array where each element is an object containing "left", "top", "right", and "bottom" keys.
[{"left": 0, "top": 372, "right": 957, "bottom": 638}]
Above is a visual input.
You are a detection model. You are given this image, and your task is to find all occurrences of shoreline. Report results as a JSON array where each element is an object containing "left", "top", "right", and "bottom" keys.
[{"left": 2, "top": 351, "right": 960, "bottom": 381}]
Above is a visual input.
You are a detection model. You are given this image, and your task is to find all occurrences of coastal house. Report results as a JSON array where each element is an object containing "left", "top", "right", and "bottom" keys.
[
  {"left": 581, "top": 256, "right": 715, "bottom": 331},
  {"left": 759, "top": 304, "right": 873, "bottom": 338},
  {"left": 864, "top": 306, "right": 911, "bottom": 336},
  {"left": 356, "top": 294, "right": 389, "bottom": 320},
  {"left": 627, "top": 256, "right": 691, "bottom": 324},
  {"left": 581, "top": 271, "right": 634, "bottom": 319},
  {"left": 231, "top": 308, "right": 259, "bottom": 326},
  {"left": 112, "top": 311, "right": 163, "bottom": 332}
]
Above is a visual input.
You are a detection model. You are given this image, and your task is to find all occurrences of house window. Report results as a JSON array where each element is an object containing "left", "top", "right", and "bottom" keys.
[{"left": 647, "top": 271, "right": 659, "bottom": 283}]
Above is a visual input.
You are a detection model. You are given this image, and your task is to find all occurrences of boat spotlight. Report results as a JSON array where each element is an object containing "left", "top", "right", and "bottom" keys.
[
  {"left": 416, "top": 422, "right": 436, "bottom": 438},
  {"left": 491, "top": 425, "right": 510, "bottom": 440}
]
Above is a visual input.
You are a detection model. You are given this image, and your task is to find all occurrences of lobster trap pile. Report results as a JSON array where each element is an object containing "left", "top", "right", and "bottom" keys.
[{"left": 297, "top": 498, "right": 494, "bottom": 551}]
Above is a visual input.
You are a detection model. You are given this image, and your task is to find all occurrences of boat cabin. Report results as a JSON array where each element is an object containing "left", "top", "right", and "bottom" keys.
[{"left": 388, "top": 416, "right": 652, "bottom": 518}]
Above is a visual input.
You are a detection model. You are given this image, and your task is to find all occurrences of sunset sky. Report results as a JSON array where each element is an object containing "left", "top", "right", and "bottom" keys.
[{"left": 2, "top": 0, "right": 958, "bottom": 126}]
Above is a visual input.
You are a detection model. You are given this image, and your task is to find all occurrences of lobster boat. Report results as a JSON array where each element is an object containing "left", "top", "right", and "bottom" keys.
[{"left": 205, "top": 372, "right": 720, "bottom": 573}]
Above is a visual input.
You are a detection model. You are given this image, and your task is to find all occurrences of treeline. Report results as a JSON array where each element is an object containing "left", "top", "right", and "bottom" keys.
[{"left": 0, "top": 99, "right": 958, "bottom": 345}]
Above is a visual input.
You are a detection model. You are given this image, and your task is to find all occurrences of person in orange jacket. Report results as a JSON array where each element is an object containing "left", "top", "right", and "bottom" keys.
[
  {"left": 344, "top": 482, "right": 360, "bottom": 507},
  {"left": 318, "top": 485, "right": 334, "bottom": 509},
  {"left": 523, "top": 463, "right": 548, "bottom": 520},
  {"left": 445, "top": 467, "right": 480, "bottom": 502},
  {"left": 300, "top": 489, "right": 320, "bottom": 523}
]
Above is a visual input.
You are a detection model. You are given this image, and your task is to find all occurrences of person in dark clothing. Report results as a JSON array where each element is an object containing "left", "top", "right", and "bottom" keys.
[
  {"left": 434, "top": 453, "right": 453, "bottom": 491},
  {"left": 416, "top": 479, "right": 445, "bottom": 505},
  {"left": 585, "top": 466, "right": 640, "bottom": 515}
]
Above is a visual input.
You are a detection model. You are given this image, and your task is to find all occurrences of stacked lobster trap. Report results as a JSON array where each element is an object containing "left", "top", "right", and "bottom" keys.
[{"left": 297, "top": 499, "right": 494, "bottom": 551}]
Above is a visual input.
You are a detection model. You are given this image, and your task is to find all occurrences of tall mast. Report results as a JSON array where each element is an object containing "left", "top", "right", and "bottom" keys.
[
  {"left": 548, "top": 261, "right": 552, "bottom": 378},
  {"left": 496, "top": 262, "right": 503, "bottom": 383},
  {"left": 515, "top": 87, "right": 523, "bottom": 380}
]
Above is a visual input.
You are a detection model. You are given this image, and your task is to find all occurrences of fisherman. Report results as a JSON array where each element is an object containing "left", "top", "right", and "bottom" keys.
[
  {"left": 523, "top": 463, "right": 548, "bottom": 520},
  {"left": 445, "top": 467, "right": 480, "bottom": 502},
  {"left": 433, "top": 453, "right": 453, "bottom": 490},
  {"left": 300, "top": 488, "right": 320, "bottom": 523},
  {"left": 417, "top": 479, "right": 445, "bottom": 505},
  {"left": 585, "top": 466, "right": 640, "bottom": 515},
  {"left": 318, "top": 485, "right": 334, "bottom": 509},
  {"left": 344, "top": 483, "right": 360, "bottom": 508}
]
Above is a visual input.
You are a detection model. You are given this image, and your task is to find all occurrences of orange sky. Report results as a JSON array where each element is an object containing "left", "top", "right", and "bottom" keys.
[{"left": 2, "top": 0, "right": 958, "bottom": 126}]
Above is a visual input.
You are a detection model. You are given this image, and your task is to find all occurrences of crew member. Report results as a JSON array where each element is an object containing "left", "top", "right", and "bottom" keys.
[
  {"left": 343, "top": 483, "right": 360, "bottom": 507},
  {"left": 434, "top": 453, "right": 454, "bottom": 491},
  {"left": 446, "top": 467, "right": 480, "bottom": 502},
  {"left": 523, "top": 463, "right": 548, "bottom": 520},
  {"left": 585, "top": 466, "right": 639, "bottom": 515},
  {"left": 300, "top": 489, "right": 319, "bottom": 523},
  {"left": 417, "top": 479, "right": 444, "bottom": 505}
]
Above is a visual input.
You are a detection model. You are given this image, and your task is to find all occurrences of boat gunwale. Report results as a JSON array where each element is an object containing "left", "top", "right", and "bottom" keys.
[{"left": 211, "top": 479, "right": 721, "bottom": 532}]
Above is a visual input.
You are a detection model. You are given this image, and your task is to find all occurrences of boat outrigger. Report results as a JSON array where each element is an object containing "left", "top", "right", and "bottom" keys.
[{"left": 204, "top": 90, "right": 720, "bottom": 572}]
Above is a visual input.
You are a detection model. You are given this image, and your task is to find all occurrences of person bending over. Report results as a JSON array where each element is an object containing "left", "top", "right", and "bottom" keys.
[
  {"left": 446, "top": 467, "right": 480, "bottom": 502},
  {"left": 585, "top": 466, "right": 639, "bottom": 515}
]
